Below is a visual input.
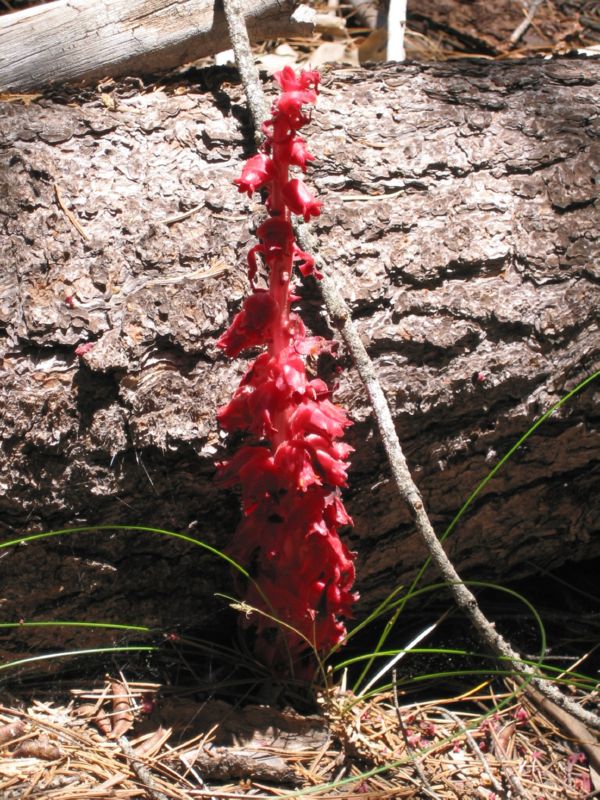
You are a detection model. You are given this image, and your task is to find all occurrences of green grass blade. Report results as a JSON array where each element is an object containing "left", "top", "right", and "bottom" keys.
[
  {"left": 0, "top": 621, "right": 151, "bottom": 633},
  {"left": 0, "top": 646, "right": 157, "bottom": 673},
  {"left": 0, "top": 525, "right": 249, "bottom": 577},
  {"left": 349, "top": 370, "right": 599, "bottom": 693}
]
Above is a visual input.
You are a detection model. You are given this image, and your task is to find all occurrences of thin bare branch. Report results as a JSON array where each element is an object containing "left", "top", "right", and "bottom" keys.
[{"left": 222, "top": 0, "right": 269, "bottom": 145}]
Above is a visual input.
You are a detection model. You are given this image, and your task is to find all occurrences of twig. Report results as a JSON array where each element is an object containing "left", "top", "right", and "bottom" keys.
[
  {"left": 428, "top": 705, "right": 504, "bottom": 796},
  {"left": 161, "top": 204, "right": 204, "bottom": 225},
  {"left": 222, "top": 0, "right": 268, "bottom": 146},
  {"left": 118, "top": 734, "right": 171, "bottom": 800},
  {"left": 392, "top": 670, "right": 441, "bottom": 799},
  {"left": 53, "top": 182, "right": 88, "bottom": 240},
  {"left": 223, "top": 3, "right": 600, "bottom": 735},
  {"left": 509, "top": 0, "right": 545, "bottom": 46}
]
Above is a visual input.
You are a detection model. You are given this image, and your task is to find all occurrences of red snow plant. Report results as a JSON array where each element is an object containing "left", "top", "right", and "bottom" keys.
[{"left": 217, "top": 68, "right": 357, "bottom": 668}]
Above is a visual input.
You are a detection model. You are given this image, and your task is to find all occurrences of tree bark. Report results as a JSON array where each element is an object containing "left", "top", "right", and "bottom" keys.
[
  {"left": 0, "top": 0, "right": 314, "bottom": 93},
  {"left": 0, "top": 59, "right": 599, "bottom": 663}
]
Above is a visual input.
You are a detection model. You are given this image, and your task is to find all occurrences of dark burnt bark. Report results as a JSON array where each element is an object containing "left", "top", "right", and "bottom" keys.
[{"left": 0, "top": 59, "right": 599, "bottom": 662}]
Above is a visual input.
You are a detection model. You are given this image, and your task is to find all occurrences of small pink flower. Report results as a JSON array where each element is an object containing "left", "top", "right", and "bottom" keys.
[
  {"left": 514, "top": 706, "right": 528, "bottom": 723},
  {"left": 75, "top": 342, "right": 95, "bottom": 356},
  {"left": 420, "top": 722, "right": 437, "bottom": 737},
  {"left": 140, "top": 694, "right": 155, "bottom": 715}
]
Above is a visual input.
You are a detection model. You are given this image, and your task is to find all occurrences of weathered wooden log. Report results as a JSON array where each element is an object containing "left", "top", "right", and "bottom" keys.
[
  {"left": 0, "top": 0, "right": 314, "bottom": 93},
  {"left": 0, "top": 59, "right": 599, "bottom": 664}
]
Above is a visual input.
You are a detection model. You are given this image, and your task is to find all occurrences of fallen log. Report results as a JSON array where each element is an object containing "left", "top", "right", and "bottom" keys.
[
  {"left": 0, "top": 58, "right": 599, "bottom": 663},
  {"left": 0, "top": 0, "right": 314, "bottom": 93}
]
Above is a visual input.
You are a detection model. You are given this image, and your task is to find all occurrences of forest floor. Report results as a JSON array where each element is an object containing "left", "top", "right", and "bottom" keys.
[
  {"left": 1, "top": 557, "right": 598, "bottom": 798},
  {"left": 1, "top": 1, "right": 599, "bottom": 798},
  {"left": 0, "top": 669, "right": 597, "bottom": 798}
]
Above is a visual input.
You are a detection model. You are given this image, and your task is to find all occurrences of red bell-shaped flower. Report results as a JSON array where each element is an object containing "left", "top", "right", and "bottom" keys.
[
  {"left": 234, "top": 153, "right": 273, "bottom": 196},
  {"left": 289, "top": 137, "right": 315, "bottom": 171},
  {"left": 256, "top": 216, "right": 294, "bottom": 256},
  {"left": 274, "top": 66, "right": 320, "bottom": 93},
  {"left": 283, "top": 179, "right": 322, "bottom": 221},
  {"left": 216, "top": 290, "right": 277, "bottom": 357}
]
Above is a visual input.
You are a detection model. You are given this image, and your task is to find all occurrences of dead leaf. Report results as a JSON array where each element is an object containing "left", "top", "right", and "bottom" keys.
[
  {"left": 132, "top": 726, "right": 171, "bottom": 757},
  {"left": 0, "top": 719, "right": 27, "bottom": 745},
  {"left": 100, "top": 92, "right": 117, "bottom": 111},
  {"left": 256, "top": 44, "right": 298, "bottom": 75},
  {"left": 0, "top": 93, "right": 42, "bottom": 105},
  {"left": 358, "top": 27, "right": 388, "bottom": 63},
  {"left": 108, "top": 680, "right": 134, "bottom": 739},
  {"left": 12, "top": 735, "right": 62, "bottom": 761},
  {"left": 306, "top": 41, "right": 358, "bottom": 69},
  {"left": 496, "top": 721, "right": 516, "bottom": 752}
]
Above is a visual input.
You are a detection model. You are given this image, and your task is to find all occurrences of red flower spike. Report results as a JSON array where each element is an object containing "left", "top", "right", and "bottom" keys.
[{"left": 217, "top": 69, "right": 357, "bottom": 669}]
